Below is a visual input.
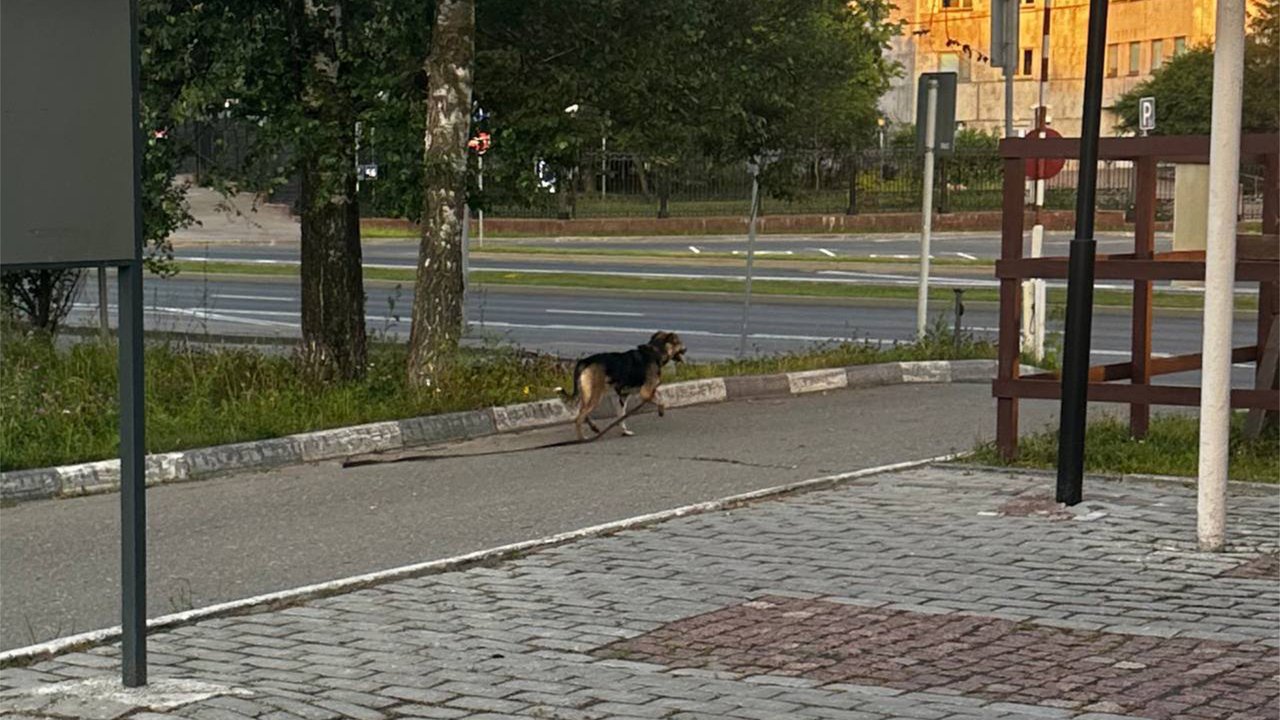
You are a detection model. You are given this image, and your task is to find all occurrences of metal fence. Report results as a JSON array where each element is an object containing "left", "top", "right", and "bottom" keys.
[
  {"left": 474, "top": 149, "right": 1199, "bottom": 221},
  {"left": 165, "top": 119, "right": 1263, "bottom": 222}
]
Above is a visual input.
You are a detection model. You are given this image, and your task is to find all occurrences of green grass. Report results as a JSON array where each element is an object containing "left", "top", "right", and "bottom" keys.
[
  {"left": 360, "top": 226, "right": 417, "bottom": 239},
  {"left": 174, "top": 260, "right": 1255, "bottom": 312},
  {"left": 0, "top": 327, "right": 994, "bottom": 471},
  {"left": 472, "top": 244, "right": 992, "bottom": 267},
  {"left": 969, "top": 414, "right": 1279, "bottom": 483}
]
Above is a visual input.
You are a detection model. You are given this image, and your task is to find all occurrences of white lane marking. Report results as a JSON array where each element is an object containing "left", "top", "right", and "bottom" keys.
[
  {"left": 818, "top": 270, "right": 994, "bottom": 287},
  {"left": 213, "top": 294, "right": 293, "bottom": 302},
  {"left": 546, "top": 309, "right": 645, "bottom": 318},
  {"left": 180, "top": 255, "right": 1255, "bottom": 295},
  {"left": 817, "top": 248, "right": 837, "bottom": 258},
  {"left": 730, "top": 250, "right": 793, "bottom": 256},
  {"left": 71, "top": 304, "right": 296, "bottom": 329},
  {"left": 955, "top": 252, "right": 979, "bottom": 261},
  {"left": 688, "top": 245, "right": 701, "bottom": 254},
  {"left": 0, "top": 455, "right": 955, "bottom": 666}
]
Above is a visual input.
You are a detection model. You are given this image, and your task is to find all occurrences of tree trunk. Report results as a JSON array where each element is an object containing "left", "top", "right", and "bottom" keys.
[
  {"left": 296, "top": 0, "right": 367, "bottom": 381},
  {"left": 407, "top": 0, "right": 475, "bottom": 387}
]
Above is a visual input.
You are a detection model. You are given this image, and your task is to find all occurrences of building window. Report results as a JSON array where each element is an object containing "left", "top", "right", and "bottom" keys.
[
  {"left": 1128, "top": 42, "right": 1141, "bottom": 75},
  {"left": 1174, "top": 36, "right": 1187, "bottom": 55},
  {"left": 942, "top": 0, "right": 972, "bottom": 8},
  {"left": 1151, "top": 39, "right": 1164, "bottom": 71},
  {"left": 1106, "top": 44, "right": 1119, "bottom": 77},
  {"left": 938, "top": 52, "right": 971, "bottom": 82},
  {"left": 1022, "top": 48, "right": 1034, "bottom": 76}
]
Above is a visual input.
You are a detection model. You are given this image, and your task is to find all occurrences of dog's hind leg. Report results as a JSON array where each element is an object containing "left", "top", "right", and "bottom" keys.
[{"left": 575, "top": 366, "right": 607, "bottom": 440}]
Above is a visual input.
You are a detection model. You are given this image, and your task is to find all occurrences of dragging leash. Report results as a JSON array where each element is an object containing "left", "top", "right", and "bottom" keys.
[{"left": 342, "top": 400, "right": 655, "bottom": 469}]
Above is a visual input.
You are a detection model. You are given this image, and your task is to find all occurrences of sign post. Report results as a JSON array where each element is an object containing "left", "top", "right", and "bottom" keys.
[
  {"left": 1139, "top": 96, "right": 1156, "bottom": 136},
  {"left": 1, "top": 0, "right": 149, "bottom": 686},
  {"left": 991, "top": 0, "right": 1021, "bottom": 136},
  {"left": 738, "top": 158, "right": 762, "bottom": 359},
  {"left": 915, "top": 72, "right": 956, "bottom": 339}
]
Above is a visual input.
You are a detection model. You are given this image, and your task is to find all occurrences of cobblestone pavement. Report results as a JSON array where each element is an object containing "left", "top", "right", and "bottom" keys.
[{"left": 2, "top": 466, "right": 1277, "bottom": 720}]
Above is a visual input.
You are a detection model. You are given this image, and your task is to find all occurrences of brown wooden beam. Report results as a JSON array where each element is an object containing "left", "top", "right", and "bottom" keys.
[
  {"left": 993, "top": 378, "right": 1280, "bottom": 410},
  {"left": 995, "top": 257, "right": 1280, "bottom": 283},
  {"left": 998, "top": 133, "right": 1279, "bottom": 162},
  {"left": 1024, "top": 346, "right": 1260, "bottom": 382},
  {"left": 1130, "top": 157, "right": 1156, "bottom": 438},
  {"left": 996, "top": 156, "right": 1025, "bottom": 461}
]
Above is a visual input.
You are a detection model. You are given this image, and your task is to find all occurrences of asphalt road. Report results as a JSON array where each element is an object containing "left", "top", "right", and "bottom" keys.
[
  {"left": 176, "top": 229, "right": 1165, "bottom": 262},
  {"left": 69, "top": 273, "right": 1254, "bottom": 385},
  {"left": 1, "top": 383, "right": 1073, "bottom": 651},
  {"left": 176, "top": 234, "right": 1186, "bottom": 291}
]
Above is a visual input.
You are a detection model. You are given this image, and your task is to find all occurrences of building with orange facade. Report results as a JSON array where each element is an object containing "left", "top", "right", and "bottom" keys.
[{"left": 880, "top": 0, "right": 1246, "bottom": 136}]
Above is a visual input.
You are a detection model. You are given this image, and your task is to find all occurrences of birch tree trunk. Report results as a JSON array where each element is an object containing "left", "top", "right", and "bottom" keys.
[
  {"left": 296, "top": 0, "right": 367, "bottom": 380},
  {"left": 407, "top": 0, "right": 475, "bottom": 387}
]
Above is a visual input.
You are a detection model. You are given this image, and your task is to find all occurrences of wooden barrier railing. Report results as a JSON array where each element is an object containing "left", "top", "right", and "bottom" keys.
[{"left": 994, "top": 134, "right": 1279, "bottom": 459}]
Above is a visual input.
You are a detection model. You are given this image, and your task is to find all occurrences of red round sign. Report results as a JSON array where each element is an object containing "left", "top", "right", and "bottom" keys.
[{"left": 1024, "top": 127, "right": 1065, "bottom": 181}]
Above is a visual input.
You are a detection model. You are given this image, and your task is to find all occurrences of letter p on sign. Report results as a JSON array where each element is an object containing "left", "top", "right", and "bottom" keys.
[{"left": 1139, "top": 97, "right": 1156, "bottom": 135}]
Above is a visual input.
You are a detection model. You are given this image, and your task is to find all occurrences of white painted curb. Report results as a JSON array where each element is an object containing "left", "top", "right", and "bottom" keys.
[{"left": 0, "top": 453, "right": 958, "bottom": 666}]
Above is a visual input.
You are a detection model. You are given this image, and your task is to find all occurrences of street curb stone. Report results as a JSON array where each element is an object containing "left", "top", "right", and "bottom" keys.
[
  {"left": 0, "top": 359, "right": 999, "bottom": 504},
  {"left": 656, "top": 378, "right": 728, "bottom": 408},
  {"left": 722, "top": 374, "right": 791, "bottom": 399},
  {"left": 492, "top": 400, "right": 574, "bottom": 432},
  {"left": 397, "top": 409, "right": 496, "bottom": 446},
  {"left": 786, "top": 368, "right": 848, "bottom": 394}
]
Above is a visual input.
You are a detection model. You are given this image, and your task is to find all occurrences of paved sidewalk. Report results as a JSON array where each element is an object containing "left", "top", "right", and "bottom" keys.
[{"left": 2, "top": 466, "right": 1277, "bottom": 720}]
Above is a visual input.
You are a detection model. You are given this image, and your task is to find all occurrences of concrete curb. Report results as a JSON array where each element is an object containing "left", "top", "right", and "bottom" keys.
[
  {"left": 0, "top": 453, "right": 957, "bottom": 667},
  {"left": 0, "top": 359, "right": 1005, "bottom": 504}
]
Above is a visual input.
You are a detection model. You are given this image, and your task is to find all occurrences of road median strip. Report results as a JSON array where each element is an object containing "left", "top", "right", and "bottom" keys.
[
  {"left": 1, "top": 359, "right": 1009, "bottom": 505},
  {"left": 173, "top": 260, "right": 1243, "bottom": 310}
]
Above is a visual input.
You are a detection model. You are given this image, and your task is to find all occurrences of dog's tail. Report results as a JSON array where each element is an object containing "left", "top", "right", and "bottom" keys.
[{"left": 554, "top": 360, "right": 587, "bottom": 404}]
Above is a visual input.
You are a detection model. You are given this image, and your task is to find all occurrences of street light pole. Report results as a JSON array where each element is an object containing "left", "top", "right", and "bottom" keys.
[{"left": 1055, "top": 0, "right": 1109, "bottom": 505}]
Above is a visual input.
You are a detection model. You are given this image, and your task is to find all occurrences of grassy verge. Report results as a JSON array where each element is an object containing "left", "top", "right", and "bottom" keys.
[
  {"left": 174, "top": 260, "right": 1254, "bottom": 312},
  {"left": 1, "top": 329, "right": 994, "bottom": 471},
  {"left": 969, "top": 414, "right": 1278, "bottom": 483}
]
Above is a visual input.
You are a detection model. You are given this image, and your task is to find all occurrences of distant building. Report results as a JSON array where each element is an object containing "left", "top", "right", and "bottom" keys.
[{"left": 880, "top": 0, "right": 1244, "bottom": 136}]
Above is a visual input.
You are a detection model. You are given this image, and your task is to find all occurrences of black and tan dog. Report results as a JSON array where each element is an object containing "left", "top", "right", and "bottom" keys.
[{"left": 558, "top": 331, "right": 687, "bottom": 440}]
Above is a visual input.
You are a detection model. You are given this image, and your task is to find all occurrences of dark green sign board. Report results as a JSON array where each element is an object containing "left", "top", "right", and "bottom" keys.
[{"left": 915, "top": 72, "right": 958, "bottom": 157}]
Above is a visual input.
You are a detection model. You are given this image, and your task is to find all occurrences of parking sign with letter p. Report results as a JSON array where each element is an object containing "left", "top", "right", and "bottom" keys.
[{"left": 1139, "top": 96, "right": 1156, "bottom": 135}]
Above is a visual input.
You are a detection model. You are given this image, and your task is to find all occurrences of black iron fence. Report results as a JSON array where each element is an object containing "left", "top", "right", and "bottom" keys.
[
  {"left": 166, "top": 119, "right": 1262, "bottom": 222},
  {"left": 467, "top": 149, "right": 1192, "bottom": 220}
]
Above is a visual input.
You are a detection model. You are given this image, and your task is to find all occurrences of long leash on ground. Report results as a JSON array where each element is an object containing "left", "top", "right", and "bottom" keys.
[{"left": 341, "top": 400, "right": 655, "bottom": 468}]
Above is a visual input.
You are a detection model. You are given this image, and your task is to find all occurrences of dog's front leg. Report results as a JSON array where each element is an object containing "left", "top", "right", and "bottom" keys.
[{"left": 617, "top": 394, "right": 635, "bottom": 436}]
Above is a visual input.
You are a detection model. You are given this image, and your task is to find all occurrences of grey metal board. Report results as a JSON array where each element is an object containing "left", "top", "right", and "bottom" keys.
[
  {"left": 1, "top": 0, "right": 139, "bottom": 268},
  {"left": 915, "top": 72, "right": 958, "bottom": 156}
]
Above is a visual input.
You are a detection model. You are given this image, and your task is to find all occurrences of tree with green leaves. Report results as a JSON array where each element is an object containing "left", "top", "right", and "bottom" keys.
[
  {"left": 407, "top": 0, "right": 475, "bottom": 387},
  {"left": 473, "top": 0, "right": 899, "bottom": 214},
  {"left": 1111, "top": 1, "right": 1279, "bottom": 135},
  {"left": 137, "top": 0, "right": 431, "bottom": 379}
]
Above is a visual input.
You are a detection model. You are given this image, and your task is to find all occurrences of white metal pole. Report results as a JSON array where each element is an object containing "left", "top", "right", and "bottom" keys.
[
  {"left": 477, "top": 155, "right": 485, "bottom": 248},
  {"left": 1197, "top": 0, "right": 1245, "bottom": 552},
  {"left": 601, "top": 137, "right": 607, "bottom": 199},
  {"left": 918, "top": 79, "right": 938, "bottom": 339},
  {"left": 738, "top": 168, "right": 761, "bottom": 359},
  {"left": 1031, "top": 0, "right": 1052, "bottom": 361}
]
